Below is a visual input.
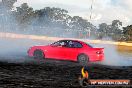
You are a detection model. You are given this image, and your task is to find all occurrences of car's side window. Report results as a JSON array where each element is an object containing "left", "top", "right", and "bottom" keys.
[
  {"left": 59, "top": 41, "right": 67, "bottom": 47},
  {"left": 51, "top": 40, "right": 82, "bottom": 48},
  {"left": 72, "top": 41, "right": 83, "bottom": 48},
  {"left": 66, "top": 41, "right": 73, "bottom": 48},
  {"left": 51, "top": 41, "right": 60, "bottom": 46},
  {"left": 67, "top": 41, "right": 83, "bottom": 48}
]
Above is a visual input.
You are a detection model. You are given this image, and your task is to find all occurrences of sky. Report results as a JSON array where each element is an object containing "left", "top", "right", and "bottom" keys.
[{"left": 14, "top": 0, "right": 132, "bottom": 27}]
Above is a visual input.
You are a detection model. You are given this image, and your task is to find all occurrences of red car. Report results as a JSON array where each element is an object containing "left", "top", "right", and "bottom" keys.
[{"left": 28, "top": 40, "right": 104, "bottom": 64}]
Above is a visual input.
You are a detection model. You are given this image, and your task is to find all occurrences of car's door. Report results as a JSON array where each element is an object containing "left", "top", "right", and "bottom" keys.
[
  {"left": 48, "top": 41, "right": 67, "bottom": 59},
  {"left": 64, "top": 41, "right": 83, "bottom": 61}
]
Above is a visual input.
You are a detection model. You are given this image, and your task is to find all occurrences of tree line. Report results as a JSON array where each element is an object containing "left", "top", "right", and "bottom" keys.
[{"left": 0, "top": 0, "right": 132, "bottom": 41}]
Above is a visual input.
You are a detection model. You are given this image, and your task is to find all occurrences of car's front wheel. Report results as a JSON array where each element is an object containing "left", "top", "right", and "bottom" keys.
[
  {"left": 78, "top": 54, "right": 89, "bottom": 65},
  {"left": 33, "top": 50, "right": 44, "bottom": 60}
]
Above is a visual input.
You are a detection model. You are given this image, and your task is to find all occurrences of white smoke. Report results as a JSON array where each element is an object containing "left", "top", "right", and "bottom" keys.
[
  {"left": 0, "top": 37, "right": 51, "bottom": 63},
  {"left": 93, "top": 43, "right": 132, "bottom": 66},
  {"left": 0, "top": 1, "right": 132, "bottom": 66}
]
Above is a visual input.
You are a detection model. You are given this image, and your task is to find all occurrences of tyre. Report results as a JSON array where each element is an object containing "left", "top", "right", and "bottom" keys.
[
  {"left": 78, "top": 54, "right": 89, "bottom": 65},
  {"left": 33, "top": 50, "right": 44, "bottom": 59}
]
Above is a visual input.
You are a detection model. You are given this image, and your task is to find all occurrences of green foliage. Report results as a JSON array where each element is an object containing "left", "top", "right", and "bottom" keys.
[
  {"left": 98, "top": 20, "right": 123, "bottom": 40},
  {"left": 70, "top": 16, "right": 93, "bottom": 30},
  {"left": 14, "top": 4, "right": 96, "bottom": 32},
  {"left": 14, "top": 3, "right": 35, "bottom": 27},
  {"left": 123, "top": 25, "right": 132, "bottom": 35},
  {"left": 98, "top": 23, "right": 108, "bottom": 33},
  {"left": 111, "top": 20, "right": 122, "bottom": 34},
  {"left": 2, "top": 0, "right": 17, "bottom": 9},
  {"left": 0, "top": 1, "right": 132, "bottom": 41},
  {"left": 123, "top": 25, "right": 132, "bottom": 41},
  {"left": 34, "top": 7, "right": 70, "bottom": 27}
]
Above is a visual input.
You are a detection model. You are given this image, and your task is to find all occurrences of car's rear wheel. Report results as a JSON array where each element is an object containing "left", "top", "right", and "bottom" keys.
[
  {"left": 33, "top": 50, "right": 44, "bottom": 60},
  {"left": 78, "top": 54, "right": 89, "bottom": 65}
]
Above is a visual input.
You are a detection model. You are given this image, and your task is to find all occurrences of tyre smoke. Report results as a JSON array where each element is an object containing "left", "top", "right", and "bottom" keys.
[
  {"left": 0, "top": 37, "right": 51, "bottom": 63},
  {"left": 93, "top": 43, "right": 132, "bottom": 66},
  {"left": 0, "top": 1, "right": 132, "bottom": 66}
]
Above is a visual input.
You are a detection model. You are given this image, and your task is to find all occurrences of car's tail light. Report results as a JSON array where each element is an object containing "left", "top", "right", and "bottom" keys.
[{"left": 96, "top": 51, "right": 102, "bottom": 54}]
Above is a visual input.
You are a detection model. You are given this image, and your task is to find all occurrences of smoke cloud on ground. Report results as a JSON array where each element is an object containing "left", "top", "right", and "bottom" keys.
[
  {"left": 92, "top": 43, "right": 132, "bottom": 66},
  {"left": 0, "top": 36, "right": 132, "bottom": 66},
  {"left": 0, "top": 1, "right": 132, "bottom": 66},
  {"left": 0, "top": 38, "right": 51, "bottom": 63}
]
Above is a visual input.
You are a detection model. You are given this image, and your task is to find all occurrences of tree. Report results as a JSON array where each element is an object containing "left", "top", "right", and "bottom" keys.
[
  {"left": 15, "top": 3, "right": 35, "bottom": 26},
  {"left": 68, "top": 16, "right": 97, "bottom": 38},
  {"left": 123, "top": 25, "right": 132, "bottom": 41},
  {"left": 111, "top": 20, "right": 122, "bottom": 34},
  {"left": 34, "top": 7, "right": 70, "bottom": 28},
  {"left": 98, "top": 20, "right": 123, "bottom": 40},
  {"left": 98, "top": 23, "right": 108, "bottom": 33},
  {"left": 112, "top": 20, "right": 122, "bottom": 28},
  {"left": 70, "top": 16, "right": 95, "bottom": 31},
  {"left": 0, "top": 0, "right": 17, "bottom": 31},
  {"left": 2, "top": 0, "right": 17, "bottom": 9},
  {"left": 98, "top": 23, "right": 109, "bottom": 38}
]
